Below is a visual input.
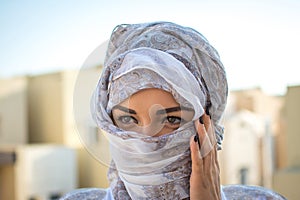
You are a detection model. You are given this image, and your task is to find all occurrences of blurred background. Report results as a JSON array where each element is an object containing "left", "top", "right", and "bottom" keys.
[{"left": 0, "top": 0, "right": 299, "bottom": 199}]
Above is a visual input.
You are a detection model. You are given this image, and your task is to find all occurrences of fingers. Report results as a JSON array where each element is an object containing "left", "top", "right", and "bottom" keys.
[
  {"left": 190, "top": 113, "right": 222, "bottom": 200},
  {"left": 202, "top": 113, "right": 217, "bottom": 146},
  {"left": 202, "top": 113, "right": 210, "bottom": 133},
  {"left": 194, "top": 115, "right": 214, "bottom": 158},
  {"left": 190, "top": 135, "right": 203, "bottom": 173}
]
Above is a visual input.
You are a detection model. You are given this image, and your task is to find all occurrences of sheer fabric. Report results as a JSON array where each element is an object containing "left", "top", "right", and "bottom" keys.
[{"left": 91, "top": 21, "right": 228, "bottom": 199}]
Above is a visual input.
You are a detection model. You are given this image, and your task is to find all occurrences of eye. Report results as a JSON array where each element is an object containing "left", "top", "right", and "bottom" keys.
[
  {"left": 162, "top": 116, "right": 186, "bottom": 128},
  {"left": 117, "top": 115, "right": 138, "bottom": 124},
  {"left": 162, "top": 116, "right": 186, "bottom": 131},
  {"left": 166, "top": 116, "right": 182, "bottom": 124}
]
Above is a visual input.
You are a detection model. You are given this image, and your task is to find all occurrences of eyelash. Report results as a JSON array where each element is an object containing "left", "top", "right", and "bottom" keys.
[
  {"left": 117, "top": 115, "right": 138, "bottom": 124},
  {"left": 116, "top": 115, "right": 184, "bottom": 126},
  {"left": 163, "top": 116, "right": 183, "bottom": 125}
]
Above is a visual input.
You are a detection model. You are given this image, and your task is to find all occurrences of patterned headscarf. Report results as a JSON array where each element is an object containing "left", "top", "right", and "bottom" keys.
[{"left": 91, "top": 22, "right": 228, "bottom": 199}]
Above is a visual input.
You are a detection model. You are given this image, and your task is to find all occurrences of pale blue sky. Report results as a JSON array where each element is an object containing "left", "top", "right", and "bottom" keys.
[{"left": 1, "top": 0, "right": 299, "bottom": 95}]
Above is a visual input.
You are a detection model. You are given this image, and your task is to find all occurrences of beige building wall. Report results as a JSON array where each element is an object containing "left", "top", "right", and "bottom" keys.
[
  {"left": 0, "top": 164, "right": 15, "bottom": 200},
  {"left": 220, "top": 88, "right": 283, "bottom": 188},
  {"left": 273, "top": 85, "right": 300, "bottom": 200},
  {"left": 61, "top": 70, "right": 82, "bottom": 148},
  {"left": 14, "top": 145, "right": 77, "bottom": 200},
  {"left": 65, "top": 67, "right": 110, "bottom": 188},
  {"left": 0, "top": 77, "right": 27, "bottom": 200},
  {"left": 285, "top": 86, "right": 300, "bottom": 167},
  {"left": 27, "top": 68, "right": 109, "bottom": 189},
  {"left": 0, "top": 77, "right": 28, "bottom": 145},
  {"left": 233, "top": 88, "right": 283, "bottom": 128},
  {"left": 221, "top": 109, "right": 265, "bottom": 185},
  {"left": 28, "top": 73, "right": 63, "bottom": 143}
]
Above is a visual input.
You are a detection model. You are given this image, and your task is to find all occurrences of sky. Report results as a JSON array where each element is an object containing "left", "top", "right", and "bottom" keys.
[{"left": 1, "top": 0, "right": 299, "bottom": 95}]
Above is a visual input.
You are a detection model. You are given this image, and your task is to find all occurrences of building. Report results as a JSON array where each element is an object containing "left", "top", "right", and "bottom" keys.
[
  {"left": 0, "top": 76, "right": 28, "bottom": 200},
  {"left": 0, "top": 67, "right": 109, "bottom": 200},
  {"left": 220, "top": 88, "right": 283, "bottom": 189},
  {"left": 27, "top": 67, "right": 110, "bottom": 189},
  {"left": 273, "top": 85, "right": 300, "bottom": 200},
  {"left": 0, "top": 77, "right": 28, "bottom": 145}
]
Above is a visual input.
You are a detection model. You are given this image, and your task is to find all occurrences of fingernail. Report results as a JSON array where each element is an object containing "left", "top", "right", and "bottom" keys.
[
  {"left": 205, "top": 109, "right": 210, "bottom": 116},
  {"left": 205, "top": 109, "right": 212, "bottom": 119},
  {"left": 199, "top": 116, "right": 204, "bottom": 124},
  {"left": 194, "top": 134, "right": 201, "bottom": 149},
  {"left": 194, "top": 135, "right": 198, "bottom": 143}
]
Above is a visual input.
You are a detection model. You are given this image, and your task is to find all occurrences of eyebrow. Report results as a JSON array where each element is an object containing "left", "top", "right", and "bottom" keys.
[
  {"left": 113, "top": 105, "right": 194, "bottom": 115},
  {"left": 156, "top": 106, "right": 194, "bottom": 115},
  {"left": 113, "top": 105, "right": 137, "bottom": 114}
]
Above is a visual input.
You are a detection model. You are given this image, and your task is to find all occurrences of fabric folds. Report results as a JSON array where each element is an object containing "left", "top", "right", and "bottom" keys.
[{"left": 91, "top": 21, "right": 228, "bottom": 199}]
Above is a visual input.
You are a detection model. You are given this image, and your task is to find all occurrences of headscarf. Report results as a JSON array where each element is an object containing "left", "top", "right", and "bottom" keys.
[{"left": 91, "top": 22, "right": 228, "bottom": 200}]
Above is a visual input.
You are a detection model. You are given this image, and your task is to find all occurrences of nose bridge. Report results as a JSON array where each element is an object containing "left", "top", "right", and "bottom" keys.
[
  {"left": 139, "top": 116, "right": 164, "bottom": 136},
  {"left": 139, "top": 115, "right": 154, "bottom": 135},
  {"left": 140, "top": 114, "right": 152, "bottom": 126},
  {"left": 137, "top": 104, "right": 166, "bottom": 136}
]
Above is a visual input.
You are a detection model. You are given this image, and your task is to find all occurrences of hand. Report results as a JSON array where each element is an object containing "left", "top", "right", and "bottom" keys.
[{"left": 189, "top": 113, "right": 221, "bottom": 200}]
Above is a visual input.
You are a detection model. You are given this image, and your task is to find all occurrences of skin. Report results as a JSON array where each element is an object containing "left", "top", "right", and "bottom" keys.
[
  {"left": 190, "top": 114, "right": 221, "bottom": 200},
  {"left": 112, "top": 88, "right": 194, "bottom": 136},
  {"left": 112, "top": 88, "right": 221, "bottom": 199}
]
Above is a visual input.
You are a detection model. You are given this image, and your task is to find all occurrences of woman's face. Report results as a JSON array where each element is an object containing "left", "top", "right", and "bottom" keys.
[{"left": 112, "top": 88, "right": 194, "bottom": 136}]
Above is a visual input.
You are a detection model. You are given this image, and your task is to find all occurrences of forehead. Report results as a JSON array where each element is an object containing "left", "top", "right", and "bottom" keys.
[{"left": 119, "top": 88, "right": 179, "bottom": 109}]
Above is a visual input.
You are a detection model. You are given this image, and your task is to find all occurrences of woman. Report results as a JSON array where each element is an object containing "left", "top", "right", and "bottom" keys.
[{"left": 90, "top": 21, "right": 228, "bottom": 200}]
